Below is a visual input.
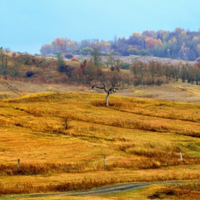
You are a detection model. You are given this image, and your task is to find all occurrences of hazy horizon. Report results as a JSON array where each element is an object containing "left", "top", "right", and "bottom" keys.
[{"left": 1, "top": 0, "right": 200, "bottom": 54}]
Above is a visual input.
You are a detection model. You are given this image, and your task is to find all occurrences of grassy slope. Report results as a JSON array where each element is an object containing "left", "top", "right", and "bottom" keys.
[
  {"left": 1, "top": 53, "right": 200, "bottom": 199},
  {"left": 1, "top": 91, "right": 200, "bottom": 198}
]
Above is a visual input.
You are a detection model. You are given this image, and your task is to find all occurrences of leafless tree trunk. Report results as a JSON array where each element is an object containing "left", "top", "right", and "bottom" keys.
[
  {"left": 106, "top": 92, "right": 109, "bottom": 107},
  {"left": 92, "top": 84, "right": 118, "bottom": 107}
]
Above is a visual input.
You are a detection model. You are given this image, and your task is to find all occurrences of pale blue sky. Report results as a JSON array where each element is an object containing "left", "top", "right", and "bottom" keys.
[{"left": 1, "top": 0, "right": 200, "bottom": 54}]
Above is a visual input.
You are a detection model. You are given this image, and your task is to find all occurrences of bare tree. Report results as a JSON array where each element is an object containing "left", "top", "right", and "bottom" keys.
[{"left": 92, "top": 71, "right": 122, "bottom": 107}]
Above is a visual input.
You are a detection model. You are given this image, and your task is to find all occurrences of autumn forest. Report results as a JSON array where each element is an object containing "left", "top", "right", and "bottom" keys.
[{"left": 40, "top": 27, "right": 200, "bottom": 61}]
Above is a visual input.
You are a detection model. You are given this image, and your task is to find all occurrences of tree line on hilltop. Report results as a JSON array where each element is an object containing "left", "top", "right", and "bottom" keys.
[
  {"left": 57, "top": 49, "right": 200, "bottom": 87},
  {"left": 40, "top": 27, "right": 200, "bottom": 61}
]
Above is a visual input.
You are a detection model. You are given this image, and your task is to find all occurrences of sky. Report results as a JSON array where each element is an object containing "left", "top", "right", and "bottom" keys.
[{"left": 1, "top": 0, "right": 200, "bottom": 54}]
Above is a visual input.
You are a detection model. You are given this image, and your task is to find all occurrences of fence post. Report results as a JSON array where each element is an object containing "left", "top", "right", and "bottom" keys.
[
  {"left": 104, "top": 155, "right": 106, "bottom": 168},
  {"left": 180, "top": 151, "right": 183, "bottom": 162},
  {"left": 17, "top": 158, "right": 20, "bottom": 169}
]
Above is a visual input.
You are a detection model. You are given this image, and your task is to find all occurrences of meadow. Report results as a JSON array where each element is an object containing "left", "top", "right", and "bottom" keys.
[{"left": 0, "top": 86, "right": 200, "bottom": 199}]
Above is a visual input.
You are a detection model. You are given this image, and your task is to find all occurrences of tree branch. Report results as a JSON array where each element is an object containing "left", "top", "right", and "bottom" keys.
[{"left": 91, "top": 84, "right": 108, "bottom": 93}]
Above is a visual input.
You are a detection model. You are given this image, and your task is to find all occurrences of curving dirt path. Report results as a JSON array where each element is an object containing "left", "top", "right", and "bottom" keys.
[{"left": 4, "top": 181, "right": 184, "bottom": 199}]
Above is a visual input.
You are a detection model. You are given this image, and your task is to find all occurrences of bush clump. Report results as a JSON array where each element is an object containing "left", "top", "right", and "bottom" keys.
[
  {"left": 120, "top": 62, "right": 130, "bottom": 70},
  {"left": 26, "top": 71, "right": 35, "bottom": 77},
  {"left": 64, "top": 53, "right": 74, "bottom": 59}
]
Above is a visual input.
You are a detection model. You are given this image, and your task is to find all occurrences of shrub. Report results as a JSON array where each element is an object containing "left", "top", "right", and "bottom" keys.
[
  {"left": 120, "top": 62, "right": 130, "bottom": 70},
  {"left": 58, "top": 65, "right": 70, "bottom": 73},
  {"left": 26, "top": 71, "right": 35, "bottom": 77},
  {"left": 139, "top": 49, "right": 149, "bottom": 56},
  {"left": 64, "top": 53, "right": 73, "bottom": 59},
  {"left": 80, "top": 47, "right": 92, "bottom": 55},
  {"left": 127, "top": 48, "right": 139, "bottom": 55},
  {"left": 155, "top": 78, "right": 165, "bottom": 86}
]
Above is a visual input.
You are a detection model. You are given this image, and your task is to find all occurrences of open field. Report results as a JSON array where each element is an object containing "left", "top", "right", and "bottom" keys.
[{"left": 0, "top": 81, "right": 200, "bottom": 199}]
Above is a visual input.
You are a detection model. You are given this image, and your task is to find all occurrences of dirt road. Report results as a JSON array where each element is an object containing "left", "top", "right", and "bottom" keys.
[{"left": 4, "top": 181, "right": 183, "bottom": 199}]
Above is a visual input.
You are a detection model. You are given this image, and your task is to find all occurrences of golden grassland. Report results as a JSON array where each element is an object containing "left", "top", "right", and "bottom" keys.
[{"left": 1, "top": 90, "right": 200, "bottom": 198}]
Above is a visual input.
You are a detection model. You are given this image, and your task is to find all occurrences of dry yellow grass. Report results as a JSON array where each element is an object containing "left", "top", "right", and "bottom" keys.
[
  {"left": 3, "top": 182, "right": 200, "bottom": 200},
  {"left": 1, "top": 91, "right": 200, "bottom": 197}
]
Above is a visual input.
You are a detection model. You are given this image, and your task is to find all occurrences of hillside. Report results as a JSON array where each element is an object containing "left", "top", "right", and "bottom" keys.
[
  {"left": 1, "top": 51, "right": 200, "bottom": 199},
  {"left": 0, "top": 50, "right": 199, "bottom": 101},
  {"left": 1, "top": 49, "right": 199, "bottom": 91},
  {"left": 0, "top": 91, "right": 200, "bottom": 199}
]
